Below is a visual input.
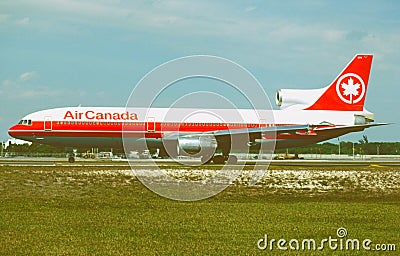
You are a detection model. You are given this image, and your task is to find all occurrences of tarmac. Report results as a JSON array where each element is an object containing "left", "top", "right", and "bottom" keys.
[{"left": 1, "top": 156, "right": 400, "bottom": 167}]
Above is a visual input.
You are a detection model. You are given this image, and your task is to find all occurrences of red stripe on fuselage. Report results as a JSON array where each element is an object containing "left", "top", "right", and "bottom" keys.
[{"left": 9, "top": 120, "right": 313, "bottom": 140}]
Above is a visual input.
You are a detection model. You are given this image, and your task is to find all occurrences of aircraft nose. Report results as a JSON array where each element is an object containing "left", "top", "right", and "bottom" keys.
[{"left": 8, "top": 125, "right": 18, "bottom": 137}]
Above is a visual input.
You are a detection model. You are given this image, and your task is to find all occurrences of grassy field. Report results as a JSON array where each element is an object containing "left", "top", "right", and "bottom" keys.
[{"left": 0, "top": 165, "right": 399, "bottom": 255}]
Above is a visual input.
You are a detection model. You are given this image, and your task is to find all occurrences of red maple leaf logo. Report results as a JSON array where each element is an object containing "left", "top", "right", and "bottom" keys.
[{"left": 336, "top": 74, "right": 365, "bottom": 104}]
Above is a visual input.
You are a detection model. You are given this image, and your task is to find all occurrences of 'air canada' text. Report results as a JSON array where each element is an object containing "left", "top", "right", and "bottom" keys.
[{"left": 63, "top": 110, "right": 139, "bottom": 121}]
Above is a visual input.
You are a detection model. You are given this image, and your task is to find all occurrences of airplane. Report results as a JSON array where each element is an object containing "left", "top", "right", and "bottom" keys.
[{"left": 8, "top": 54, "right": 387, "bottom": 164}]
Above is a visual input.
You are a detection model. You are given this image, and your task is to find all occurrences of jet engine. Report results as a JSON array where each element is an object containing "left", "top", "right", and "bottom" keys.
[
  {"left": 276, "top": 88, "right": 326, "bottom": 109},
  {"left": 177, "top": 135, "right": 217, "bottom": 156}
]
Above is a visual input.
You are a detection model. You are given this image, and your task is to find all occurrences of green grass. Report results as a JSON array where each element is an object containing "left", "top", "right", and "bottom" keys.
[{"left": 0, "top": 166, "right": 399, "bottom": 255}]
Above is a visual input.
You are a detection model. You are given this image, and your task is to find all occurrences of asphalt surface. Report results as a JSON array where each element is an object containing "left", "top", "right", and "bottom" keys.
[{"left": 1, "top": 157, "right": 400, "bottom": 167}]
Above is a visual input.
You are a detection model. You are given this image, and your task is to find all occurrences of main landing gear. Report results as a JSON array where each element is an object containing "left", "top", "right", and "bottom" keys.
[
  {"left": 67, "top": 154, "right": 75, "bottom": 163},
  {"left": 205, "top": 154, "right": 238, "bottom": 165}
]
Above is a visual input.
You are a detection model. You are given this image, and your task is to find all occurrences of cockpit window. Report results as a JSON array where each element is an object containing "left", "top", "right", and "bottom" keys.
[{"left": 18, "top": 119, "right": 32, "bottom": 125}]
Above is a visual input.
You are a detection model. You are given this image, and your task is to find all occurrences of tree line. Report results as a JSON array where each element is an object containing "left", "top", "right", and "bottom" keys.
[
  {"left": 3, "top": 136, "right": 400, "bottom": 155},
  {"left": 275, "top": 136, "right": 400, "bottom": 155}
]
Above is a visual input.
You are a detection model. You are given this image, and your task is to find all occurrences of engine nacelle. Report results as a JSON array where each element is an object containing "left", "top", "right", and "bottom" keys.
[
  {"left": 276, "top": 88, "right": 326, "bottom": 109},
  {"left": 177, "top": 136, "right": 217, "bottom": 156}
]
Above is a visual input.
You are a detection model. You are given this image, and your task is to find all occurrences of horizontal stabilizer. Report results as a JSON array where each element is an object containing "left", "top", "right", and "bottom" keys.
[{"left": 315, "top": 123, "right": 389, "bottom": 132}]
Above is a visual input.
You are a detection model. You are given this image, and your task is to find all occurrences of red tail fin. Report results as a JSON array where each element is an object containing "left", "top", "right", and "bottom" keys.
[{"left": 306, "top": 54, "right": 373, "bottom": 111}]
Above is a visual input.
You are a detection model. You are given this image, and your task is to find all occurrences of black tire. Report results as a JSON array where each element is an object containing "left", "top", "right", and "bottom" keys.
[
  {"left": 212, "top": 155, "right": 225, "bottom": 164},
  {"left": 68, "top": 156, "right": 75, "bottom": 163}
]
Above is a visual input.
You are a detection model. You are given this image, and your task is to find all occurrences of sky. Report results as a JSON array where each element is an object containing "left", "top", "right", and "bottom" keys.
[{"left": 1, "top": 0, "right": 399, "bottom": 143}]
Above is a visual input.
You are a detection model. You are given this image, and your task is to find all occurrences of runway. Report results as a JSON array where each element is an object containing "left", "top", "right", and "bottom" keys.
[{"left": 1, "top": 157, "right": 400, "bottom": 167}]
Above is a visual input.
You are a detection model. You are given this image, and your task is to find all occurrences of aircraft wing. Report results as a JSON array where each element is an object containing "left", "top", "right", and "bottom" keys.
[
  {"left": 162, "top": 125, "right": 310, "bottom": 140},
  {"left": 314, "top": 123, "right": 389, "bottom": 133},
  {"left": 162, "top": 123, "right": 388, "bottom": 141},
  {"left": 209, "top": 124, "right": 309, "bottom": 137}
]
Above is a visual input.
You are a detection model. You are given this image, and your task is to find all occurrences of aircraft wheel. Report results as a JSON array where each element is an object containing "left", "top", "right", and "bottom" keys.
[
  {"left": 68, "top": 156, "right": 75, "bottom": 163},
  {"left": 212, "top": 155, "right": 225, "bottom": 164},
  {"left": 227, "top": 155, "right": 238, "bottom": 165}
]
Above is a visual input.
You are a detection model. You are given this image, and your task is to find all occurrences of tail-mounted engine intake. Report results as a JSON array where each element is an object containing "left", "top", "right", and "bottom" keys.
[{"left": 276, "top": 88, "right": 326, "bottom": 109}]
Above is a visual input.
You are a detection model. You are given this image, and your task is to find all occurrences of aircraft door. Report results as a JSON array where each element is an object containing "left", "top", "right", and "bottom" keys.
[
  {"left": 44, "top": 116, "right": 52, "bottom": 131},
  {"left": 147, "top": 117, "right": 155, "bottom": 132}
]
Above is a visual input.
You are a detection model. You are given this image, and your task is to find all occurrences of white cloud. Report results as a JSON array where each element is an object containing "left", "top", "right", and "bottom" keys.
[
  {"left": 244, "top": 6, "right": 256, "bottom": 12},
  {"left": 18, "top": 87, "right": 58, "bottom": 98},
  {"left": 96, "top": 91, "right": 105, "bottom": 97},
  {"left": 0, "top": 14, "right": 9, "bottom": 23},
  {"left": 1, "top": 72, "right": 59, "bottom": 99},
  {"left": 78, "top": 90, "right": 87, "bottom": 97},
  {"left": 16, "top": 17, "right": 30, "bottom": 25},
  {"left": 19, "top": 71, "right": 39, "bottom": 81},
  {"left": 1, "top": 79, "right": 13, "bottom": 87},
  {"left": 323, "top": 30, "right": 347, "bottom": 41},
  {"left": 1, "top": 0, "right": 377, "bottom": 52}
]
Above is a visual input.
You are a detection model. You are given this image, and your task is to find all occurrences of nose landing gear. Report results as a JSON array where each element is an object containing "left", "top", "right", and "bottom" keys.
[{"left": 65, "top": 147, "right": 76, "bottom": 163}]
